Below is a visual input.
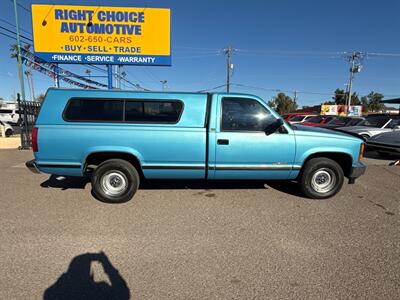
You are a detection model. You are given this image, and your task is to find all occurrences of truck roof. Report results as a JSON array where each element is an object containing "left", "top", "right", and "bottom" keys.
[{"left": 44, "top": 87, "right": 260, "bottom": 99}]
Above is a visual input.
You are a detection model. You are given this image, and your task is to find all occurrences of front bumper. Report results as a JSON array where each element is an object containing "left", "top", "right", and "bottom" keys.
[
  {"left": 26, "top": 159, "right": 40, "bottom": 174},
  {"left": 348, "top": 161, "right": 366, "bottom": 183}
]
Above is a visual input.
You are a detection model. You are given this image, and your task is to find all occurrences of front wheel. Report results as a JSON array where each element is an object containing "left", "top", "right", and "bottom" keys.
[
  {"left": 299, "top": 158, "right": 344, "bottom": 199},
  {"left": 91, "top": 159, "right": 140, "bottom": 203}
]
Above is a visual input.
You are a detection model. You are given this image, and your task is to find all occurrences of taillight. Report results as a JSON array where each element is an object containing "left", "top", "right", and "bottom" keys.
[
  {"left": 32, "top": 127, "right": 38, "bottom": 152},
  {"left": 359, "top": 143, "right": 365, "bottom": 161}
]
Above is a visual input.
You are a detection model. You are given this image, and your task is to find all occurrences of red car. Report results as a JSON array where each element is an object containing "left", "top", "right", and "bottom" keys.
[
  {"left": 281, "top": 113, "right": 311, "bottom": 122},
  {"left": 300, "top": 115, "right": 337, "bottom": 127}
]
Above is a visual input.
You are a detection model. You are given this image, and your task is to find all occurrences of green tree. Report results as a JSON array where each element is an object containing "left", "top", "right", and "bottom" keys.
[
  {"left": 365, "top": 92, "right": 384, "bottom": 112},
  {"left": 35, "top": 94, "right": 45, "bottom": 103},
  {"left": 267, "top": 100, "right": 276, "bottom": 109},
  {"left": 323, "top": 100, "right": 335, "bottom": 105},
  {"left": 332, "top": 88, "right": 360, "bottom": 105},
  {"left": 361, "top": 96, "right": 369, "bottom": 113},
  {"left": 332, "top": 89, "right": 346, "bottom": 105},
  {"left": 270, "top": 92, "right": 297, "bottom": 114},
  {"left": 10, "top": 43, "right": 30, "bottom": 59}
]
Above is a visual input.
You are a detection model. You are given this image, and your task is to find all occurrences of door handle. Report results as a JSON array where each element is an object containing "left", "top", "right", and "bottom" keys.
[{"left": 217, "top": 139, "right": 229, "bottom": 145}]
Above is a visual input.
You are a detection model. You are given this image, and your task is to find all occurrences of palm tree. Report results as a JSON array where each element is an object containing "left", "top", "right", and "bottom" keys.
[{"left": 10, "top": 44, "right": 35, "bottom": 100}]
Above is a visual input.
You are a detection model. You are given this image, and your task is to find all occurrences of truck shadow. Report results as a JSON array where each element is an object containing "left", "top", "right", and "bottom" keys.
[
  {"left": 41, "top": 175, "right": 91, "bottom": 190},
  {"left": 43, "top": 251, "right": 130, "bottom": 300},
  {"left": 40, "top": 175, "right": 304, "bottom": 198}
]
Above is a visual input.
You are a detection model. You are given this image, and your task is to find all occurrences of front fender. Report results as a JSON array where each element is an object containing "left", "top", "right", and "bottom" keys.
[{"left": 297, "top": 147, "right": 355, "bottom": 165}]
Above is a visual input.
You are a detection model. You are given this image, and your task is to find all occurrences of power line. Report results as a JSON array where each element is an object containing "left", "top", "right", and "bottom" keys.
[
  {"left": 173, "top": 53, "right": 222, "bottom": 59},
  {"left": 0, "top": 18, "right": 32, "bottom": 35},
  {"left": 9, "top": 0, "right": 31, "bottom": 13},
  {"left": 0, "top": 25, "right": 33, "bottom": 42},
  {"left": 197, "top": 84, "right": 227, "bottom": 93}
]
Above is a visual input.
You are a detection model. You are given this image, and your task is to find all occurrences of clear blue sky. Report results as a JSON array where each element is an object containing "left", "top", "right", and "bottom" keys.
[{"left": 1, "top": 0, "right": 400, "bottom": 107}]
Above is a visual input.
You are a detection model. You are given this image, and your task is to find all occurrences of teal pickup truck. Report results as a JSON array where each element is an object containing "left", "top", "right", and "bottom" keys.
[{"left": 26, "top": 88, "right": 366, "bottom": 203}]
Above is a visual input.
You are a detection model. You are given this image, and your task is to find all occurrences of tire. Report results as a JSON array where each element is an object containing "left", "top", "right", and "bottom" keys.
[
  {"left": 360, "top": 134, "right": 370, "bottom": 141},
  {"left": 91, "top": 159, "right": 140, "bottom": 203},
  {"left": 299, "top": 157, "right": 344, "bottom": 199},
  {"left": 5, "top": 129, "right": 13, "bottom": 137}
]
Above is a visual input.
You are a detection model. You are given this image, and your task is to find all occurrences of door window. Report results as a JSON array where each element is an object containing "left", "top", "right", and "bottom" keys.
[{"left": 221, "top": 98, "right": 276, "bottom": 131}]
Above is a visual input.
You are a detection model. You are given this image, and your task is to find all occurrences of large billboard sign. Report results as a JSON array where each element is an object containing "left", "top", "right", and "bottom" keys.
[
  {"left": 321, "top": 105, "right": 363, "bottom": 116},
  {"left": 31, "top": 5, "right": 171, "bottom": 66}
]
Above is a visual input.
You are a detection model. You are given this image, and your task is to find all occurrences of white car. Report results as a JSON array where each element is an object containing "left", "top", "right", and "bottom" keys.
[
  {"left": 289, "top": 114, "right": 318, "bottom": 124},
  {"left": 0, "top": 120, "right": 13, "bottom": 137},
  {"left": 0, "top": 108, "right": 21, "bottom": 125}
]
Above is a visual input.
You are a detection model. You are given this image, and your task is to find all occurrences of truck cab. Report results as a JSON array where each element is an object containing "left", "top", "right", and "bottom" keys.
[{"left": 27, "top": 88, "right": 366, "bottom": 202}]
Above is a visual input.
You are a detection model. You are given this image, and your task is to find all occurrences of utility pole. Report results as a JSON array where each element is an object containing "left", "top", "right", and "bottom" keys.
[
  {"left": 224, "top": 47, "right": 232, "bottom": 93},
  {"left": 343, "top": 51, "right": 365, "bottom": 115},
  {"left": 121, "top": 70, "right": 126, "bottom": 90},
  {"left": 293, "top": 90, "right": 298, "bottom": 107},
  {"left": 24, "top": 70, "right": 32, "bottom": 100},
  {"left": 85, "top": 69, "right": 91, "bottom": 79},
  {"left": 160, "top": 80, "right": 167, "bottom": 91},
  {"left": 13, "top": 0, "right": 26, "bottom": 101}
]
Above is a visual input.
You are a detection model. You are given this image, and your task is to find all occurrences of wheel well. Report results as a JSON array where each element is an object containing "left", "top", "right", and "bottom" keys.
[
  {"left": 302, "top": 152, "right": 353, "bottom": 177},
  {"left": 84, "top": 152, "right": 144, "bottom": 178}
]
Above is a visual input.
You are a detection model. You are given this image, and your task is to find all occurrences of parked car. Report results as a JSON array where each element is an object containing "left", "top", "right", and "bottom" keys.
[
  {"left": 288, "top": 114, "right": 318, "bottom": 124},
  {"left": 0, "top": 120, "right": 13, "bottom": 137},
  {"left": 336, "top": 115, "right": 400, "bottom": 140},
  {"left": 320, "top": 116, "right": 365, "bottom": 129},
  {"left": 26, "top": 88, "right": 366, "bottom": 202},
  {"left": 366, "top": 131, "right": 400, "bottom": 156},
  {"left": 300, "top": 115, "right": 337, "bottom": 127},
  {"left": 281, "top": 113, "right": 308, "bottom": 122},
  {"left": 0, "top": 108, "right": 21, "bottom": 125}
]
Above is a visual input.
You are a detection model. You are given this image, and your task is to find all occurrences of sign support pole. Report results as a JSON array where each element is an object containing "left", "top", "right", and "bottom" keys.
[
  {"left": 54, "top": 63, "right": 60, "bottom": 88},
  {"left": 13, "top": 0, "right": 26, "bottom": 100},
  {"left": 107, "top": 65, "right": 113, "bottom": 89}
]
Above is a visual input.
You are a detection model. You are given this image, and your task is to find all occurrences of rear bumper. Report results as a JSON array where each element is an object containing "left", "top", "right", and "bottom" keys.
[
  {"left": 348, "top": 161, "right": 366, "bottom": 182},
  {"left": 26, "top": 159, "right": 40, "bottom": 174}
]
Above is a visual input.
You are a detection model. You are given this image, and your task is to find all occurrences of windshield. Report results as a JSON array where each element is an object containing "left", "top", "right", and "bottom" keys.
[
  {"left": 359, "top": 116, "right": 390, "bottom": 128},
  {"left": 326, "top": 117, "right": 349, "bottom": 126},
  {"left": 290, "top": 115, "right": 306, "bottom": 121},
  {"left": 306, "top": 116, "right": 323, "bottom": 123}
]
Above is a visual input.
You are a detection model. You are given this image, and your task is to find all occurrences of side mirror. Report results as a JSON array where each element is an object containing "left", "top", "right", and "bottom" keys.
[{"left": 264, "top": 118, "right": 284, "bottom": 135}]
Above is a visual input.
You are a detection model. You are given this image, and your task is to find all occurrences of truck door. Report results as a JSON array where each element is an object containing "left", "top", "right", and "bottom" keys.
[{"left": 212, "top": 96, "right": 296, "bottom": 180}]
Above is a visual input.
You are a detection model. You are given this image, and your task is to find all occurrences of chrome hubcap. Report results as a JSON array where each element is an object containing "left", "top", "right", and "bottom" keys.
[
  {"left": 100, "top": 171, "right": 128, "bottom": 196},
  {"left": 311, "top": 168, "right": 336, "bottom": 194}
]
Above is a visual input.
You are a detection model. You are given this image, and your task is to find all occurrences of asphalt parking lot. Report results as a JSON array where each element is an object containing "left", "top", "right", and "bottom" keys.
[{"left": 0, "top": 149, "right": 399, "bottom": 299}]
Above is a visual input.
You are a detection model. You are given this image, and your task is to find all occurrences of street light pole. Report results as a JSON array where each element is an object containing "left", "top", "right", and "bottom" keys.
[{"left": 13, "top": 0, "right": 26, "bottom": 101}]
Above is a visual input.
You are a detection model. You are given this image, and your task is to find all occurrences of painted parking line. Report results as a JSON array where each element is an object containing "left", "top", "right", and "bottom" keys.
[{"left": 12, "top": 163, "right": 27, "bottom": 168}]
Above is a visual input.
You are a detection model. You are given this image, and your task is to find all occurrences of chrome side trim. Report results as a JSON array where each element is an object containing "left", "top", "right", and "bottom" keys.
[
  {"left": 209, "top": 164, "right": 302, "bottom": 171},
  {"left": 142, "top": 164, "right": 205, "bottom": 170}
]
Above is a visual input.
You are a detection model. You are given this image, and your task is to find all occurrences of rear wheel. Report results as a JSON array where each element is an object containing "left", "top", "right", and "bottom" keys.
[
  {"left": 299, "top": 158, "right": 344, "bottom": 199},
  {"left": 5, "top": 129, "right": 12, "bottom": 137},
  {"left": 91, "top": 159, "right": 140, "bottom": 203}
]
